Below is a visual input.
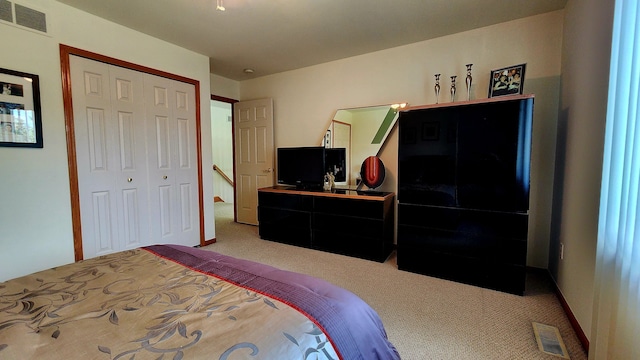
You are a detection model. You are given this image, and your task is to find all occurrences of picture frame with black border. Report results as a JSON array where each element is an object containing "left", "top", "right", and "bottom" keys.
[
  {"left": 488, "top": 63, "right": 526, "bottom": 98},
  {"left": 0, "top": 67, "right": 43, "bottom": 148}
]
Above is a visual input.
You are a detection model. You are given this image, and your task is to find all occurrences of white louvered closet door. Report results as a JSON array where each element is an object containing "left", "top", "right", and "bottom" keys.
[{"left": 71, "top": 56, "right": 150, "bottom": 258}]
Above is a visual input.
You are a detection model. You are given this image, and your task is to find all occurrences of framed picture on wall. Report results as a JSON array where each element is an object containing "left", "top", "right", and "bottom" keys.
[
  {"left": 0, "top": 67, "right": 43, "bottom": 148},
  {"left": 488, "top": 63, "right": 526, "bottom": 98}
]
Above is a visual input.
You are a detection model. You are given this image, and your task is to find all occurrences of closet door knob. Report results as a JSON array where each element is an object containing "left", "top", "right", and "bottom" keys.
[
  {"left": 163, "top": 175, "right": 168, "bottom": 180},
  {"left": 127, "top": 178, "right": 133, "bottom": 182}
]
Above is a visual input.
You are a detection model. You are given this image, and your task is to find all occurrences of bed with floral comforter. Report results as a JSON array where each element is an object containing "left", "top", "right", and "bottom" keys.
[{"left": 0, "top": 244, "right": 399, "bottom": 359}]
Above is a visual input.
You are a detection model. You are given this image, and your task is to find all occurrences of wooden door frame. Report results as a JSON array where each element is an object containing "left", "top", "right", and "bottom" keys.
[
  {"left": 210, "top": 94, "right": 239, "bottom": 222},
  {"left": 60, "top": 44, "right": 206, "bottom": 261},
  {"left": 331, "top": 120, "right": 352, "bottom": 185}
]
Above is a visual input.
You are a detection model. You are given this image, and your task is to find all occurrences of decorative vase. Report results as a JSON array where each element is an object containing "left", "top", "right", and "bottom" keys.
[
  {"left": 323, "top": 173, "right": 332, "bottom": 191},
  {"left": 450, "top": 76, "right": 457, "bottom": 102},
  {"left": 465, "top": 64, "right": 473, "bottom": 101},
  {"left": 434, "top": 74, "right": 441, "bottom": 104}
]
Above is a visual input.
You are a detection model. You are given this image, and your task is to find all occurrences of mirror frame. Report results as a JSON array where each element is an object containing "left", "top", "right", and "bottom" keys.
[{"left": 322, "top": 103, "right": 406, "bottom": 188}]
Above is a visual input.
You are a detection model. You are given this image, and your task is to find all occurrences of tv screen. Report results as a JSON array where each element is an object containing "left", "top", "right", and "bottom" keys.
[
  {"left": 277, "top": 147, "right": 326, "bottom": 189},
  {"left": 398, "top": 97, "right": 533, "bottom": 212}
]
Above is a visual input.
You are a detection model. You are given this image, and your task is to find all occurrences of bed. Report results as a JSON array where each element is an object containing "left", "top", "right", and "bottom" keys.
[{"left": 0, "top": 244, "right": 400, "bottom": 359}]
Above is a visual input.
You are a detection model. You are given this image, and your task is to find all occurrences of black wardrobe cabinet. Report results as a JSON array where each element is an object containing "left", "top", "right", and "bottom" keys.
[{"left": 396, "top": 95, "right": 534, "bottom": 295}]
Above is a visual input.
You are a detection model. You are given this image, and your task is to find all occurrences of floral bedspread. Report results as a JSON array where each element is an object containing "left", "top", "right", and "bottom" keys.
[{"left": 0, "top": 247, "right": 341, "bottom": 359}]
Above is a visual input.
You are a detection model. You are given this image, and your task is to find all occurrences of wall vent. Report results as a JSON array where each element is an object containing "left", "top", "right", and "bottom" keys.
[
  {"left": 0, "top": 1, "right": 12, "bottom": 23},
  {"left": 0, "top": 0, "right": 49, "bottom": 35},
  {"left": 15, "top": 3, "right": 46, "bottom": 33}
]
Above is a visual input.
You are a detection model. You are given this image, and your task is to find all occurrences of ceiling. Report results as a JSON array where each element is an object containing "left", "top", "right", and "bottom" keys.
[{"left": 55, "top": 0, "right": 567, "bottom": 81}]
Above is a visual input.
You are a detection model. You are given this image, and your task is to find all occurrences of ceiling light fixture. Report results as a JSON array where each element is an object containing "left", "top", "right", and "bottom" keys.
[
  {"left": 243, "top": 68, "right": 255, "bottom": 74},
  {"left": 216, "top": 0, "right": 225, "bottom": 11}
]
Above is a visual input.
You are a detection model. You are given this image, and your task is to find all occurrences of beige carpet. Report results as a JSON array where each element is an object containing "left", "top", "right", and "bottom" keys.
[{"left": 204, "top": 202, "right": 587, "bottom": 360}]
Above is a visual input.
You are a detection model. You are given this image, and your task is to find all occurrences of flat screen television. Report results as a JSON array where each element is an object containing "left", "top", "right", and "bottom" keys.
[
  {"left": 277, "top": 147, "right": 347, "bottom": 189},
  {"left": 398, "top": 97, "right": 533, "bottom": 212},
  {"left": 277, "top": 147, "right": 326, "bottom": 189}
]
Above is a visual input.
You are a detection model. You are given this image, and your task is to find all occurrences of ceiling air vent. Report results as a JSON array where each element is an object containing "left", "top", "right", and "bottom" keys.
[{"left": 0, "top": 1, "right": 48, "bottom": 34}]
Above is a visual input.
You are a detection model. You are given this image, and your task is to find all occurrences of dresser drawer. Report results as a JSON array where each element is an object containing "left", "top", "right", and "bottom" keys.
[
  {"left": 313, "top": 230, "right": 391, "bottom": 262},
  {"left": 313, "top": 212, "right": 383, "bottom": 237},
  {"left": 397, "top": 244, "right": 526, "bottom": 295},
  {"left": 259, "top": 223, "right": 311, "bottom": 247},
  {"left": 258, "top": 207, "right": 312, "bottom": 246},
  {"left": 314, "top": 197, "right": 383, "bottom": 219},
  {"left": 258, "top": 192, "right": 312, "bottom": 211},
  {"left": 398, "top": 224, "right": 526, "bottom": 265},
  {"left": 398, "top": 204, "right": 528, "bottom": 240}
]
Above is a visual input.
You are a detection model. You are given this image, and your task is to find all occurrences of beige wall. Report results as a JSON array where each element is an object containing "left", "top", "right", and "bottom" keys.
[
  {"left": 238, "top": 11, "right": 565, "bottom": 269},
  {"left": 210, "top": 73, "right": 240, "bottom": 100},
  {"left": 0, "top": 0, "right": 214, "bottom": 281},
  {"left": 551, "top": 0, "right": 615, "bottom": 341}
]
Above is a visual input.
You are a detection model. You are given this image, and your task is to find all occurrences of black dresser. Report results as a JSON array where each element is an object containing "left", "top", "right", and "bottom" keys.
[
  {"left": 396, "top": 95, "right": 534, "bottom": 295},
  {"left": 258, "top": 186, "right": 395, "bottom": 262}
]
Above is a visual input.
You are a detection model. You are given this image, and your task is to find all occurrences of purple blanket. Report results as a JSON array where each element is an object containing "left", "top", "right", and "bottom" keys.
[{"left": 145, "top": 245, "right": 400, "bottom": 360}]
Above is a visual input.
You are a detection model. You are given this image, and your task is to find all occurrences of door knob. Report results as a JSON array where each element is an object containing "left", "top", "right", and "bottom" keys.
[
  {"left": 264, "top": 168, "right": 273, "bottom": 173},
  {"left": 163, "top": 175, "right": 168, "bottom": 180},
  {"left": 127, "top": 178, "right": 133, "bottom": 182}
]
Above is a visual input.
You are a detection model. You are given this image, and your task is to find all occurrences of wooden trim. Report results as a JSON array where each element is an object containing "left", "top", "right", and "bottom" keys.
[
  {"left": 61, "top": 45, "right": 200, "bottom": 85},
  {"left": 60, "top": 44, "right": 208, "bottom": 259},
  {"left": 330, "top": 120, "right": 352, "bottom": 183},
  {"left": 60, "top": 46, "right": 84, "bottom": 262},
  {"left": 402, "top": 94, "right": 535, "bottom": 112},
  {"left": 331, "top": 120, "right": 350, "bottom": 126},
  {"left": 194, "top": 81, "right": 205, "bottom": 247},
  {"left": 211, "top": 94, "right": 238, "bottom": 104},
  {"left": 231, "top": 105, "right": 237, "bottom": 223},
  {"left": 258, "top": 186, "right": 395, "bottom": 201},
  {"left": 213, "top": 164, "right": 234, "bottom": 187},
  {"left": 202, "top": 238, "right": 216, "bottom": 246},
  {"left": 532, "top": 267, "right": 590, "bottom": 353},
  {"left": 553, "top": 280, "right": 590, "bottom": 352}
]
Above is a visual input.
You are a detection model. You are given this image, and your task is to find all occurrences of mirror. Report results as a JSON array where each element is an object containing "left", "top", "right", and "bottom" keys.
[{"left": 322, "top": 103, "right": 406, "bottom": 187}]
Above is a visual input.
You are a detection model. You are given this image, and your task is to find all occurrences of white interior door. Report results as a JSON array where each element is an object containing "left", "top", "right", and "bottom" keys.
[
  {"left": 234, "top": 98, "right": 274, "bottom": 225},
  {"left": 71, "top": 56, "right": 149, "bottom": 258},
  {"left": 145, "top": 75, "right": 199, "bottom": 246}
]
